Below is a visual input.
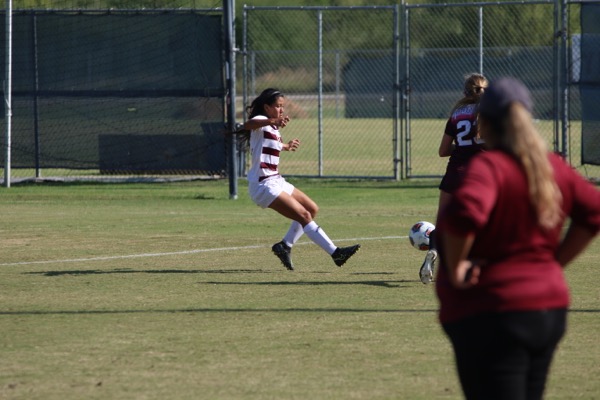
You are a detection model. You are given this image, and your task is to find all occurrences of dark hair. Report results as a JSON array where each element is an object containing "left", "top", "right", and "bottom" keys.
[
  {"left": 247, "top": 88, "right": 283, "bottom": 119},
  {"left": 234, "top": 88, "right": 284, "bottom": 148}
]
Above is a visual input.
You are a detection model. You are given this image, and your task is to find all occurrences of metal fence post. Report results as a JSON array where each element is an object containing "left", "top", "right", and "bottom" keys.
[
  {"left": 317, "top": 9, "right": 323, "bottom": 177},
  {"left": 394, "top": 3, "right": 402, "bottom": 181},
  {"left": 224, "top": 0, "right": 238, "bottom": 199},
  {"left": 32, "top": 12, "right": 41, "bottom": 179},
  {"left": 553, "top": 0, "right": 561, "bottom": 154},
  {"left": 478, "top": 6, "right": 483, "bottom": 75},
  {"left": 560, "top": 0, "right": 569, "bottom": 161},
  {"left": 3, "top": 0, "right": 12, "bottom": 188},
  {"left": 335, "top": 50, "right": 340, "bottom": 119},
  {"left": 403, "top": 4, "right": 411, "bottom": 180}
]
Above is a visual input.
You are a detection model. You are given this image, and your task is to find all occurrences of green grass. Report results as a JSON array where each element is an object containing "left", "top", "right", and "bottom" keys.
[{"left": 0, "top": 180, "right": 599, "bottom": 399}]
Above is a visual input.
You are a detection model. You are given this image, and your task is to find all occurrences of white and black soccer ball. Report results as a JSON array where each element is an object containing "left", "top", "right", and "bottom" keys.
[{"left": 409, "top": 221, "right": 435, "bottom": 251}]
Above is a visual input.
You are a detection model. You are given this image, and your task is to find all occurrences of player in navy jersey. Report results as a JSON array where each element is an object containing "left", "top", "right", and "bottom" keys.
[
  {"left": 419, "top": 73, "right": 488, "bottom": 284},
  {"left": 239, "top": 88, "right": 360, "bottom": 270}
]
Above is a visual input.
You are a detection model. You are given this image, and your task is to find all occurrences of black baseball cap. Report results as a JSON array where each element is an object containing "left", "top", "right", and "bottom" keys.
[{"left": 479, "top": 77, "right": 533, "bottom": 119}]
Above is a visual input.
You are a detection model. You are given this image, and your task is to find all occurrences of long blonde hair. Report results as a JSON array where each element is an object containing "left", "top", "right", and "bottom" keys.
[{"left": 479, "top": 103, "right": 562, "bottom": 229}]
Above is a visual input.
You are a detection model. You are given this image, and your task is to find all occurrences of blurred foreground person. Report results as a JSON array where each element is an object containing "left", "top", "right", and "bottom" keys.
[{"left": 436, "top": 77, "right": 600, "bottom": 400}]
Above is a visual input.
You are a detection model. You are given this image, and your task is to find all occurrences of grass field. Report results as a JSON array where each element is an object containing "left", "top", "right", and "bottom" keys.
[{"left": 1, "top": 179, "right": 599, "bottom": 399}]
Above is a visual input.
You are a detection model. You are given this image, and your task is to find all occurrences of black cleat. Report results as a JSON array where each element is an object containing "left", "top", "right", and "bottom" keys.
[
  {"left": 331, "top": 244, "right": 361, "bottom": 267},
  {"left": 272, "top": 241, "right": 294, "bottom": 271}
]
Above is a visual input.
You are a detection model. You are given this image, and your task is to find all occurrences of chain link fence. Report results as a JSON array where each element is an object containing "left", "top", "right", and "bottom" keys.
[
  {"left": 242, "top": 1, "right": 600, "bottom": 181},
  {"left": 2, "top": 1, "right": 599, "bottom": 183},
  {"left": 406, "top": 1, "right": 560, "bottom": 178},
  {"left": 1, "top": 1, "right": 225, "bottom": 184},
  {"left": 241, "top": 6, "right": 400, "bottom": 179}
]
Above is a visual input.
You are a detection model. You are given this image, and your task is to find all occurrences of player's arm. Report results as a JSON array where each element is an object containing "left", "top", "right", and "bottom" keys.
[
  {"left": 282, "top": 138, "right": 301, "bottom": 152},
  {"left": 439, "top": 156, "right": 498, "bottom": 288},
  {"left": 555, "top": 224, "right": 597, "bottom": 267},
  {"left": 555, "top": 159, "right": 600, "bottom": 266},
  {"left": 244, "top": 116, "right": 290, "bottom": 131},
  {"left": 441, "top": 231, "right": 480, "bottom": 288},
  {"left": 438, "top": 133, "right": 454, "bottom": 157}
]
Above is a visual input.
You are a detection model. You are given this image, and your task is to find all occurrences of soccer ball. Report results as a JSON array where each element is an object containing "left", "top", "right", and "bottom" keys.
[{"left": 409, "top": 221, "right": 435, "bottom": 251}]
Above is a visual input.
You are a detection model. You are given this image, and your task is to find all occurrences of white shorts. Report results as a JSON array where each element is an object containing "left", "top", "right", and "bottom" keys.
[{"left": 248, "top": 175, "right": 295, "bottom": 208}]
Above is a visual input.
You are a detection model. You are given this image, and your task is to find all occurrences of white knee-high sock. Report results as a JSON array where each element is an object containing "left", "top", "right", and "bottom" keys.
[
  {"left": 303, "top": 221, "right": 337, "bottom": 255},
  {"left": 283, "top": 221, "right": 304, "bottom": 247}
]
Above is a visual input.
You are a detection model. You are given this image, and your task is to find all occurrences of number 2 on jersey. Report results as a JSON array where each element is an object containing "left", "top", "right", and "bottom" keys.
[{"left": 456, "top": 120, "right": 484, "bottom": 146}]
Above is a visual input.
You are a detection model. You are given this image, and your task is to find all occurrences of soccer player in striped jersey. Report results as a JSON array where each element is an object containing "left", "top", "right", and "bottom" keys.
[{"left": 240, "top": 88, "right": 360, "bottom": 270}]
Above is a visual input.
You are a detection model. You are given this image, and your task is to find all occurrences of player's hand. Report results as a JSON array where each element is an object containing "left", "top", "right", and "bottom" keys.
[
  {"left": 287, "top": 139, "right": 300, "bottom": 152},
  {"left": 278, "top": 115, "right": 290, "bottom": 128},
  {"left": 449, "top": 260, "right": 480, "bottom": 289}
]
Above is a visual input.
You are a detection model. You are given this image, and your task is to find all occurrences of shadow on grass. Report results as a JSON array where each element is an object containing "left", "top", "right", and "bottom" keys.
[
  {"left": 26, "top": 268, "right": 268, "bottom": 276},
  {"left": 1, "top": 308, "right": 597, "bottom": 316},
  {"left": 0, "top": 307, "right": 439, "bottom": 316},
  {"left": 25, "top": 269, "right": 407, "bottom": 288},
  {"left": 201, "top": 280, "right": 408, "bottom": 288},
  {"left": 25, "top": 269, "right": 397, "bottom": 277}
]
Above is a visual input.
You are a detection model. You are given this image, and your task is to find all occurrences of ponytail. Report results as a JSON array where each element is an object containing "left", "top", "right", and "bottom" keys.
[{"left": 450, "top": 73, "right": 488, "bottom": 115}]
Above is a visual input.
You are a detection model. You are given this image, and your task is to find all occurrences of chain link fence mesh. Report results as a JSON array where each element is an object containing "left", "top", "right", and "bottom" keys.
[
  {"left": 242, "top": 6, "right": 400, "bottom": 179},
  {"left": 242, "top": 2, "right": 600, "bottom": 181},
  {"left": 2, "top": 1, "right": 599, "bottom": 183},
  {"left": 406, "top": 1, "right": 559, "bottom": 178},
  {"left": 1, "top": 0, "right": 225, "bottom": 183}
]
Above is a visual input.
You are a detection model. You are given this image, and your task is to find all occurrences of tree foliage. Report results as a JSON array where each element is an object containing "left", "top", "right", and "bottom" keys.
[{"left": 10, "top": 0, "right": 578, "bottom": 48}]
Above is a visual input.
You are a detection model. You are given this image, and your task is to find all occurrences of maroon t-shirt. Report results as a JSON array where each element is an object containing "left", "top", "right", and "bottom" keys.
[{"left": 436, "top": 151, "right": 600, "bottom": 324}]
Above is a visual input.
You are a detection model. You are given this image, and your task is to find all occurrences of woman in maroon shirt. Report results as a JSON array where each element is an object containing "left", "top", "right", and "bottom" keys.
[{"left": 436, "top": 77, "right": 600, "bottom": 400}]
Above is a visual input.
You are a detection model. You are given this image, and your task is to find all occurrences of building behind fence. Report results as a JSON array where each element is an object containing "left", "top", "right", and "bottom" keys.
[{"left": 1, "top": 1, "right": 599, "bottom": 184}]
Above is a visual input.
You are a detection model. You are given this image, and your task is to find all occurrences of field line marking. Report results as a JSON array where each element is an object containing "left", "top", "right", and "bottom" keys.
[{"left": 0, "top": 235, "right": 406, "bottom": 267}]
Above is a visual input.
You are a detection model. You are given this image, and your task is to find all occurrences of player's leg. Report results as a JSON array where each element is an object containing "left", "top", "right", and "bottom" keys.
[
  {"left": 290, "top": 188, "right": 360, "bottom": 266},
  {"left": 270, "top": 191, "right": 336, "bottom": 253},
  {"left": 446, "top": 310, "right": 567, "bottom": 400},
  {"left": 437, "top": 189, "right": 453, "bottom": 219},
  {"left": 444, "top": 313, "right": 529, "bottom": 400},
  {"left": 268, "top": 192, "right": 310, "bottom": 270},
  {"left": 519, "top": 309, "right": 566, "bottom": 400},
  {"left": 290, "top": 187, "right": 319, "bottom": 219},
  {"left": 270, "top": 190, "right": 360, "bottom": 267},
  {"left": 419, "top": 243, "right": 437, "bottom": 284},
  {"left": 274, "top": 219, "right": 305, "bottom": 271},
  {"left": 279, "top": 188, "right": 318, "bottom": 249},
  {"left": 282, "top": 221, "right": 304, "bottom": 248},
  {"left": 419, "top": 190, "right": 451, "bottom": 284}
]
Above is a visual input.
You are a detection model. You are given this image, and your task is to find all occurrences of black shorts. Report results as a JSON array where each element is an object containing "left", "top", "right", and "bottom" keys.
[{"left": 439, "top": 165, "right": 467, "bottom": 193}]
